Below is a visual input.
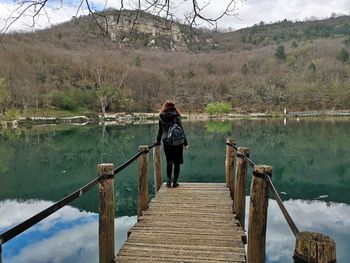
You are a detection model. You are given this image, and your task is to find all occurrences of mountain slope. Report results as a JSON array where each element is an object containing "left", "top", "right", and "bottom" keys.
[{"left": 0, "top": 11, "right": 349, "bottom": 115}]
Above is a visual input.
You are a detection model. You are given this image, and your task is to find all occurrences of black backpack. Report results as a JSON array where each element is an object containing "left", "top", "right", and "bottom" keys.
[{"left": 166, "top": 121, "right": 185, "bottom": 146}]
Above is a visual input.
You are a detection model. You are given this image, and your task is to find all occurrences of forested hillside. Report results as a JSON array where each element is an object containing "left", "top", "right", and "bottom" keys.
[{"left": 0, "top": 11, "right": 349, "bottom": 116}]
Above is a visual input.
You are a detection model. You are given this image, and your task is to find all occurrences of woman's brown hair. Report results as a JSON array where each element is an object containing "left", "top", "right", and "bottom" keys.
[{"left": 160, "top": 100, "right": 180, "bottom": 115}]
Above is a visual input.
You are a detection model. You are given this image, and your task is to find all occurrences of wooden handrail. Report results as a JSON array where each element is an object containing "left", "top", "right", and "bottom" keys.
[
  {"left": 138, "top": 146, "right": 149, "bottom": 219},
  {"left": 97, "top": 163, "right": 115, "bottom": 263},
  {"left": 226, "top": 138, "right": 337, "bottom": 263}
]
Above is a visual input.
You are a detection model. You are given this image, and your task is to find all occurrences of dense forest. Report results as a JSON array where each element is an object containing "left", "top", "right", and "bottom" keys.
[{"left": 0, "top": 11, "right": 349, "bottom": 117}]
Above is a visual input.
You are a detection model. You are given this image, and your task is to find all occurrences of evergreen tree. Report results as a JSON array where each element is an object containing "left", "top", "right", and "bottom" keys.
[
  {"left": 275, "top": 45, "right": 286, "bottom": 61},
  {"left": 336, "top": 48, "right": 349, "bottom": 64},
  {"left": 308, "top": 63, "right": 316, "bottom": 72}
]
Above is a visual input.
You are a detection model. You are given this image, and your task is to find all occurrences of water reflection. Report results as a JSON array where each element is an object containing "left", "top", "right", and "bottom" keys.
[
  {"left": 1, "top": 198, "right": 349, "bottom": 262},
  {"left": 0, "top": 200, "right": 136, "bottom": 263},
  {"left": 247, "top": 198, "right": 350, "bottom": 263},
  {"left": 1, "top": 119, "right": 350, "bottom": 262}
]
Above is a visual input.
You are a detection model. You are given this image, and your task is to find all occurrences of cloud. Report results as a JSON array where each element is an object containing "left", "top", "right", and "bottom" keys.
[
  {"left": 224, "top": 0, "right": 350, "bottom": 29},
  {"left": 1, "top": 199, "right": 136, "bottom": 263},
  {"left": 244, "top": 197, "right": 350, "bottom": 262},
  {"left": 1, "top": 0, "right": 349, "bottom": 32},
  {"left": 1, "top": 198, "right": 350, "bottom": 262},
  {"left": 0, "top": 199, "right": 94, "bottom": 230},
  {"left": 0, "top": 0, "right": 88, "bottom": 32}
]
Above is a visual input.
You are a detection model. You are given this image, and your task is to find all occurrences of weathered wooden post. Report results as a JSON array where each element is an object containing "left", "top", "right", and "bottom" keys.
[
  {"left": 225, "top": 138, "right": 236, "bottom": 198},
  {"left": 138, "top": 146, "right": 149, "bottom": 219},
  {"left": 233, "top": 147, "right": 250, "bottom": 229},
  {"left": 248, "top": 165, "right": 272, "bottom": 263},
  {"left": 97, "top": 163, "right": 115, "bottom": 263},
  {"left": 153, "top": 144, "right": 162, "bottom": 193},
  {"left": 294, "top": 231, "right": 336, "bottom": 263}
]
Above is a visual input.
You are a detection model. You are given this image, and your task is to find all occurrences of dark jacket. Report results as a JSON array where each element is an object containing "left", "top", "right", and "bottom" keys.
[{"left": 156, "top": 111, "right": 188, "bottom": 146}]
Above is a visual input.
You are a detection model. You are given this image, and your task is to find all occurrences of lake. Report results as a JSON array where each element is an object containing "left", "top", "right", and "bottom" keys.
[{"left": 0, "top": 118, "right": 349, "bottom": 262}]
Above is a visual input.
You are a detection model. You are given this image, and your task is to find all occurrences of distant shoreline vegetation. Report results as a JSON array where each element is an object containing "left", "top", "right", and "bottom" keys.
[{"left": 1, "top": 109, "right": 350, "bottom": 129}]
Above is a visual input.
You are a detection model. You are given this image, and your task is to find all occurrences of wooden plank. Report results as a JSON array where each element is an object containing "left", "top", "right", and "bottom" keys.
[
  {"left": 116, "top": 256, "right": 245, "bottom": 263},
  {"left": 116, "top": 183, "right": 246, "bottom": 262},
  {"left": 128, "top": 230, "right": 245, "bottom": 240},
  {"left": 158, "top": 184, "right": 226, "bottom": 187},
  {"left": 118, "top": 248, "right": 245, "bottom": 261},
  {"left": 137, "top": 217, "right": 239, "bottom": 225},
  {"left": 150, "top": 202, "right": 232, "bottom": 206},
  {"left": 121, "top": 242, "right": 245, "bottom": 253}
]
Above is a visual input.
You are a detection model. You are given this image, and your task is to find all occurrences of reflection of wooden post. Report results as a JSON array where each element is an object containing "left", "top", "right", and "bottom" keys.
[
  {"left": 153, "top": 144, "right": 162, "bottom": 193},
  {"left": 225, "top": 138, "right": 236, "bottom": 198},
  {"left": 97, "top": 163, "right": 115, "bottom": 263},
  {"left": 294, "top": 231, "right": 336, "bottom": 263},
  {"left": 138, "top": 146, "right": 149, "bottom": 219},
  {"left": 233, "top": 147, "right": 250, "bottom": 229},
  {"left": 248, "top": 165, "right": 272, "bottom": 263}
]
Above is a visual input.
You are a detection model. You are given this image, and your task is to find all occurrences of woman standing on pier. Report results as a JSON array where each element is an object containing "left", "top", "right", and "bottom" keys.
[{"left": 156, "top": 100, "right": 189, "bottom": 188}]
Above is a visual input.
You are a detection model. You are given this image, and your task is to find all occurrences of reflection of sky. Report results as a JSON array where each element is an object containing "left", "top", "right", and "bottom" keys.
[
  {"left": 0, "top": 200, "right": 136, "bottom": 263},
  {"left": 1, "top": 198, "right": 349, "bottom": 262},
  {"left": 244, "top": 198, "right": 350, "bottom": 263}
]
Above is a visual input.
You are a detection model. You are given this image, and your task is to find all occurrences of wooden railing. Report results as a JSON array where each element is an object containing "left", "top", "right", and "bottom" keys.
[{"left": 225, "top": 138, "right": 337, "bottom": 263}]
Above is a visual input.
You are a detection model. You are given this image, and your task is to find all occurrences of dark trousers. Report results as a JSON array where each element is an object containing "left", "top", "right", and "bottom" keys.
[
  {"left": 163, "top": 143, "right": 183, "bottom": 183},
  {"left": 166, "top": 162, "right": 180, "bottom": 183}
]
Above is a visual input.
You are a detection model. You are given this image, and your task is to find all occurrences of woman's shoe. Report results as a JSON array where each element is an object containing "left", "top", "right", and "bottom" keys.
[
  {"left": 173, "top": 182, "right": 179, "bottom": 188},
  {"left": 166, "top": 181, "right": 171, "bottom": 188}
]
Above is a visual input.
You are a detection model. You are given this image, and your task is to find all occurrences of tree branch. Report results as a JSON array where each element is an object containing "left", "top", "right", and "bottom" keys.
[{"left": 1, "top": 0, "right": 245, "bottom": 35}]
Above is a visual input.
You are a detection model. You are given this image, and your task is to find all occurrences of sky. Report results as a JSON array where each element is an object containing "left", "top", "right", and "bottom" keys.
[
  {"left": 0, "top": 0, "right": 349, "bottom": 32},
  {"left": 1, "top": 198, "right": 350, "bottom": 262}
]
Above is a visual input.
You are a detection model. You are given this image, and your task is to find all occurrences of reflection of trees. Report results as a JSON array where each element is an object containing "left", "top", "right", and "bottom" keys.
[
  {"left": 0, "top": 119, "right": 349, "bottom": 216},
  {"left": 0, "top": 129, "right": 22, "bottom": 173},
  {"left": 0, "top": 124, "right": 158, "bottom": 215},
  {"left": 205, "top": 121, "right": 231, "bottom": 134},
  {"left": 0, "top": 144, "right": 13, "bottom": 173},
  {"left": 4, "top": 128, "right": 22, "bottom": 142}
]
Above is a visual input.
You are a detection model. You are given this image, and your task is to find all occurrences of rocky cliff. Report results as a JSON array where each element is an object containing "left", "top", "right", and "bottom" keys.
[{"left": 104, "top": 11, "right": 215, "bottom": 50}]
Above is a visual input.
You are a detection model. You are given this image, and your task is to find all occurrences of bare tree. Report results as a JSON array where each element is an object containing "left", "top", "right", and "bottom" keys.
[
  {"left": 1, "top": 0, "right": 246, "bottom": 34},
  {"left": 90, "top": 52, "right": 129, "bottom": 115},
  {"left": 0, "top": 77, "right": 12, "bottom": 114}
]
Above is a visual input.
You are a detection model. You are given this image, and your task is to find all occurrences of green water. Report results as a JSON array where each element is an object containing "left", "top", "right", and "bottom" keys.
[{"left": 0, "top": 118, "right": 349, "bottom": 262}]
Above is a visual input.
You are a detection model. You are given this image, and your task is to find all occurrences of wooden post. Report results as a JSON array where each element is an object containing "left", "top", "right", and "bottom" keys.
[
  {"left": 294, "top": 231, "right": 336, "bottom": 263},
  {"left": 153, "top": 144, "right": 162, "bottom": 193},
  {"left": 97, "top": 163, "right": 115, "bottom": 263},
  {"left": 225, "top": 138, "right": 236, "bottom": 198},
  {"left": 248, "top": 165, "right": 272, "bottom": 263},
  {"left": 138, "top": 146, "right": 149, "bottom": 219},
  {"left": 233, "top": 147, "right": 250, "bottom": 229}
]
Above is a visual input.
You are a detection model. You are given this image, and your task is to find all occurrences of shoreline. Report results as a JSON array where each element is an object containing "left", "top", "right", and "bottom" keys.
[{"left": 1, "top": 110, "right": 350, "bottom": 129}]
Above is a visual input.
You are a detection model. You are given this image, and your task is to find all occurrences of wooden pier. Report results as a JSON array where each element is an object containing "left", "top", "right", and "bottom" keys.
[
  {"left": 0, "top": 139, "right": 337, "bottom": 263},
  {"left": 116, "top": 183, "right": 246, "bottom": 262}
]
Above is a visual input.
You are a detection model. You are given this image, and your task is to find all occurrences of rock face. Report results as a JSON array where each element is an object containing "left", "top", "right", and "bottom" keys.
[{"left": 107, "top": 12, "right": 186, "bottom": 49}]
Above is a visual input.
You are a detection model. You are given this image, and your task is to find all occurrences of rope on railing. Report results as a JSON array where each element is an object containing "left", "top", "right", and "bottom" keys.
[
  {"left": 0, "top": 176, "right": 100, "bottom": 245},
  {"left": 113, "top": 150, "right": 145, "bottom": 174},
  {"left": 0, "top": 142, "right": 155, "bottom": 246},
  {"left": 113, "top": 142, "right": 159, "bottom": 175},
  {"left": 226, "top": 142, "right": 256, "bottom": 168},
  {"left": 266, "top": 175, "right": 299, "bottom": 236},
  {"left": 226, "top": 141, "right": 299, "bottom": 237},
  {"left": 148, "top": 142, "right": 160, "bottom": 150}
]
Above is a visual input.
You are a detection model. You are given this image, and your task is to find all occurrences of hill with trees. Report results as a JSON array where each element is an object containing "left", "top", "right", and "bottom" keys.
[{"left": 0, "top": 11, "right": 349, "bottom": 117}]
